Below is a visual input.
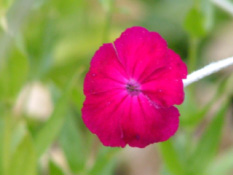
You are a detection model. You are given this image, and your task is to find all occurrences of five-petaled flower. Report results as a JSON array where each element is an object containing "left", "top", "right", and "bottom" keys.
[{"left": 82, "top": 26, "right": 187, "bottom": 148}]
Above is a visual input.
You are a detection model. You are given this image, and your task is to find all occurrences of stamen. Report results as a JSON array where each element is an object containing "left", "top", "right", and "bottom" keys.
[{"left": 126, "top": 79, "right": 141, "bottom": 95}]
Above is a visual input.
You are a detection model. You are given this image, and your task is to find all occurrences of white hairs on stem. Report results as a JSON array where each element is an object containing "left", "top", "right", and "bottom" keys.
[{"left": 183, "top": 57, "right": 233, "bottom": 87}]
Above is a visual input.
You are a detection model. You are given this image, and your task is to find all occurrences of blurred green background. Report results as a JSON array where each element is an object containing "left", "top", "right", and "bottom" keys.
[{"left": 0, "top": 0, "right": 233, "bottom": 175}]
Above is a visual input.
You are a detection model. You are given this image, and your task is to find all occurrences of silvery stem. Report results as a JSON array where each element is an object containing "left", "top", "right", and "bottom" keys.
[
  {"left": 212, "top": 0, "right": 233, "bottom": 16},
  {"left": 183, "top": 57, "right": 233, "bottom": 87}
]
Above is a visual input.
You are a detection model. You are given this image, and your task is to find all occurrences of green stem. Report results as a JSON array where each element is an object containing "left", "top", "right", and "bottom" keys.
[{"left": 188, "top": 37, "right": 199, "bottom": 72}]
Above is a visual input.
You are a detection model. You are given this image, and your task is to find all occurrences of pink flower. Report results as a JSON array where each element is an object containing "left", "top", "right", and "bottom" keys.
[{"left": 82, "top": 26, "right": 187, "bottom": 148}]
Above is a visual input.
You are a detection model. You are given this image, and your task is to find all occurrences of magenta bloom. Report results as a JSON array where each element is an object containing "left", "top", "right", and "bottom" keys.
[{"left": 82, "top": 27, "right": 187, "bottom": 148}]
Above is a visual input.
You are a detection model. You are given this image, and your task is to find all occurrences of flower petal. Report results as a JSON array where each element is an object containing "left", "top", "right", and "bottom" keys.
[
  {"left": 166, "top": 49, "right": 187, "bottom": 79},
  {"left": 120, "top": 94, "right": 180, "bottom": 148},
  {"left": 82, "top": 26, "right": 187, "bottom": 148},
  {"left": 114, "top": 26, "right": 168, "bottom": 82},
  {"left": 141, "top": 49, "right": 187, "bottom": 107},
  {"left": 82, "top": 89, "right": 129, "bottom": 147},
  {"left": 82, "top": 92, "right": 179, "bottom": 148},
  {"left": 84, "top": 43, "right": 128, "bottom": 96}
]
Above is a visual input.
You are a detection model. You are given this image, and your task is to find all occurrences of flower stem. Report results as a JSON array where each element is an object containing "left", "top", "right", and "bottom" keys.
[
  {"left": 183, "top": 56, "right": 233, "bottom": 87},
  {"left": 212, "top": 0, "right": 233, "bottom": 16},
  {"left": 188, "top": 37, "right": 199, "bottom": 72}
]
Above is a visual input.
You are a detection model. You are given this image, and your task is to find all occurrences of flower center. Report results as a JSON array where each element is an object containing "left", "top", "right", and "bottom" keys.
[{"left": 126, "top": 79, "right": 141, "bottom": 96}]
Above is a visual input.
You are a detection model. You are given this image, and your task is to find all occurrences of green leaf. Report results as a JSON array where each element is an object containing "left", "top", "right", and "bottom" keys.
[
  {"left": 10, "top": 121, "right": 27, "bottom": 153},
  {"left": 34, "top": 70, "right": 82, "bottom": 157},
  {"left": 159, "top": 140, "right": 186, "bottom": 175},
  {"left": 184, "top": 7, "right": 206, "bottom": 37},
  {"left": 59, "top": 114, "right": 87, "bottom": 173},
  {"left": 71, "top": 87, "right": 85, "bottom": 113},
  {"left": 184, "top": 0, "right": 214, "bottom": 38},
  {"left": 0, "top": 0, "right": 13, "bottom": 14},
  {"left": 7, "top": 133, "right": 37, "bottom": 175},
  {"left": 34, "top": 86, "right": 70, "bottom": 157},
  {"left": 96, "top": 158, "right": 117, "bottom": 175},
  {"left": 99, "top": 0, "right": 113, "bottom": 12},
  {"left": 1, "top": 115, "right": 30, "bottom": 175},
  {"left": 0, "top": 117, "right": 4, "bottom": 175},
  {"left": 179, "top": 89, "right": 199, "bottom": 126},
  {"left": 201, "top": 0, "right": 214, "bottom": 32},
  {"left": 160, "top": 166, "right": 174, "bottom": 175},
  {"left": 187, "top": 101, "right": 229, "bottom": 174},
  {"left": 180, "top": 77, "right": 229, "bottom": 127},
  {"left": 2, "top": 116, "right": 15, "bottom": 175},
  {"left": 0, "top": 47, "right": 29, "bottom": 100},
  {"left": 206, "top": 148, "right": 233, "bottom": 175},
  {"left": 49, "top": 160, "right": 64, "bottom": 175},
  {"left": 89, "top": 147, "right": 119, "bottom": 175}
]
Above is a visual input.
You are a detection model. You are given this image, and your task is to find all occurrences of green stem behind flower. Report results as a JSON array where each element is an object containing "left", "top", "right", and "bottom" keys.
[{"left": 188, "top": 37, "right": 199, "bottom": 73}]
